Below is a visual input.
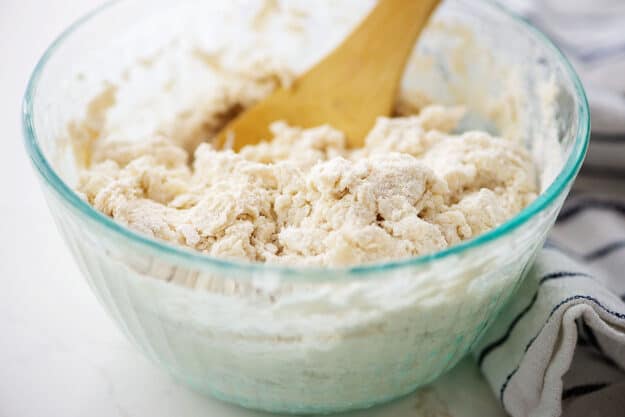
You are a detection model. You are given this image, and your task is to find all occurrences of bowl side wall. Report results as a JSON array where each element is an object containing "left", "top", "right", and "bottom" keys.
[{"left": 24, "top": 0, "right": 587, "bottom": 413}]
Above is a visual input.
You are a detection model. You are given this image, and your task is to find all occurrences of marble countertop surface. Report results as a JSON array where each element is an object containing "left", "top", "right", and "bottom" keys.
[{"left": 0, "top": 1, "right": 506, "bottom": 416}]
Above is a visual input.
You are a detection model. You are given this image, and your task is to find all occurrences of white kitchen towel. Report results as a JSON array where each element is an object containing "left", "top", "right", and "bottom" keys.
[
  {"left": 475, "top": 246, "right": 625, "bottom": 416},
  {"left": 472, "top": 3, "right": 625, "bottom": 416},
  {"left": 500, "top": 0, "right": 625, "bottom": 135},
  {"left": 500, "top": 0, "right": 625, "bottom": 171}
]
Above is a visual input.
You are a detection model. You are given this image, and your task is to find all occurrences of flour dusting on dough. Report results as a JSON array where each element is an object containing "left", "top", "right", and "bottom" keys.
[{"left": 75, "top": 70, "right": 537, "bottom": 266}]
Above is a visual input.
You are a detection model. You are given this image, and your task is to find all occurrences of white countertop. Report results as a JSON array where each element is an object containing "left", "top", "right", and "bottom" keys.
[{"left": 0, "top": 1, "right": 506, "bottom": 416}]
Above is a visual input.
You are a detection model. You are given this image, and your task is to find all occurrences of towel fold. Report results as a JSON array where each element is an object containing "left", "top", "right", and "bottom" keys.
[{"left": 475, "top": 246, "right": 625, "bottom": 417}]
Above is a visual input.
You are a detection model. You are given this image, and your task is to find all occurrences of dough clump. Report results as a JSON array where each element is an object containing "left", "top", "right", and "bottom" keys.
[{"left": 77, "top": 92, "right": 537, "bottom": 266}]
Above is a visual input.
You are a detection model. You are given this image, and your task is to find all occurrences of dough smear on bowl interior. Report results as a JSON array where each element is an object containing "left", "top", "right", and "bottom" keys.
[{"left": 75, "top": 61, "right": 537, "bottom": 267}]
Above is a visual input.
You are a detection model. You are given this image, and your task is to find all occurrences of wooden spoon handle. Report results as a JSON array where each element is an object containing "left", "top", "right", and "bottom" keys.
[
  {"left": 300, "top": 0, "right": 441, "bottom": 144},
  {"left": 217, "top": 0, "right": 441, "bottom": 150},
  {"left": 317, "top": 0, "right": 441, "bottom": 86}
]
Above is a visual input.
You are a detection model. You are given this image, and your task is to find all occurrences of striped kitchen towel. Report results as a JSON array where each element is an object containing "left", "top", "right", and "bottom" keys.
[
  {"left": 474, "top": 3, "right": 625, "bottom": 417},
  {"left": 501, "top": 0, "right": 625, "bottom": 171},
  {"left": 502, "top": 0, "right": 625, "bottom": 136},
  {"left": 475, "top": 221, "right": 625, "bottom": 417}
]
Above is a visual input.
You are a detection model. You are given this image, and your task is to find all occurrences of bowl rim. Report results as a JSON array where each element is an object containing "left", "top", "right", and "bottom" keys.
[{"left": 22, "top": 0, "right": 590, "bottom": 279}]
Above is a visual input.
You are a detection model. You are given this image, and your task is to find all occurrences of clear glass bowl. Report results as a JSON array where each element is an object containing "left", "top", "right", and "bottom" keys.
[{"left": 23, "top": 0, "right": 589, "bottom": 414}]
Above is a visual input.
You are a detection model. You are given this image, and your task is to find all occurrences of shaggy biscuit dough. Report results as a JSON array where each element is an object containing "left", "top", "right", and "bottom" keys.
[{"left": 77, "top": 75, "right": 537, "bottom": 267}]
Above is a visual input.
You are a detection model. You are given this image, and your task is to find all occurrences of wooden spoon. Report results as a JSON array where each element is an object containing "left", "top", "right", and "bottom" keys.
[{"left": 215, "top": 0, "right": 441, "bottom": 151}]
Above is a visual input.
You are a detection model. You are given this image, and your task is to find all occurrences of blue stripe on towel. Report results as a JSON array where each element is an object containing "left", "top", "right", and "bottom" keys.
[
  {"left": 578, "top": 166, "right": 625, "bottom": 179},
  {"left": 543, "top": 240, "right": 625, "bottom": 262},
  {"left": 478, "top": 272, "right": 591, "bottom": 367},
  {"left": 477, "top": 293, "right": 539, "bottom": 367},
  {"left": 579, "top": 44, "right": 625, "bottom": 65},
  {"left": 542, "top": 242, "right": 580, "bottom": 260},
  {"left": 583, "top": 241, "right": 625, "bottom": 261},
  {"left": 562, "top": 383, "right": 609, "bottom": 400},
  {"left": 591, "top": 133, "right": 625, "bottom": 144},
  {"left": 557, "top": 198, "right": 625, "bottom": 224}
]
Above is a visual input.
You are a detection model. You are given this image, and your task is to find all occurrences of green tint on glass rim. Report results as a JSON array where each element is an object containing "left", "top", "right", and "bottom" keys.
[{"left": 22, "top": 0, "right": 590, "bottom": 279}]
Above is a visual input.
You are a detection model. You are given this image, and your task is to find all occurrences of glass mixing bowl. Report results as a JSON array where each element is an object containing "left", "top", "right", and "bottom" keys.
[{"left": 23, "top": 0, "right": 589, "bottom": 414}]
